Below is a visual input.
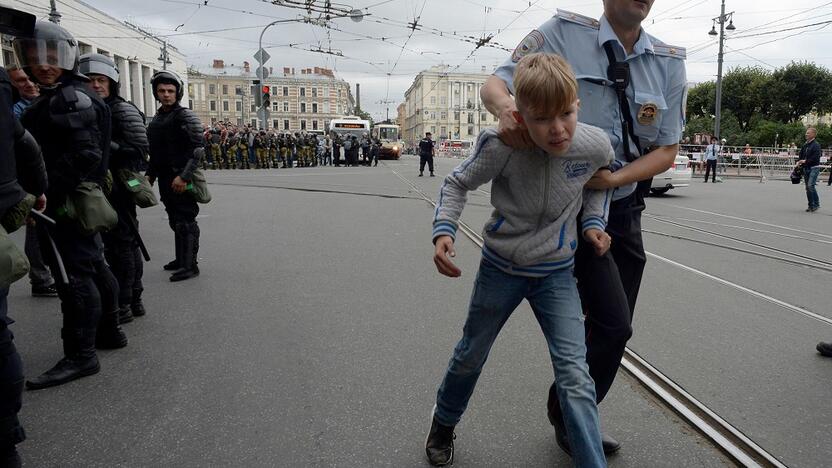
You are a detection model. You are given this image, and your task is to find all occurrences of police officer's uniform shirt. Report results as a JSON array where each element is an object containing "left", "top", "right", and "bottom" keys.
[
  {"left": 419, "top": 138, "right": 434, "bottom": 156},
  {"left": 494, "top": 10, "right": 687, "bottom": 200},
  {"left": 705, "top": 144, "right": 720, "bottom": 160}
]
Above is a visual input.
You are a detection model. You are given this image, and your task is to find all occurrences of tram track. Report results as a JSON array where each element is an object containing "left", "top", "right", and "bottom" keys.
[{"left": 388, "top": 167, "right": 789, "bottom": 468}]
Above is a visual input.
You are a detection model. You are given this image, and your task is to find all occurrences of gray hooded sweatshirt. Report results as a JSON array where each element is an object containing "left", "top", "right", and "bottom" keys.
[{"left": 432, "top": 124, "right": 614, "bottom": 277}]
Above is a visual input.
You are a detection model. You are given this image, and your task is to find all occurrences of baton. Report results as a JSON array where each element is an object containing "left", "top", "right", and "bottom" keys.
[
  {"left": 125, "top": 212, "right": 150, "bottom": 262},
  {"left": 30, "top": 211, "right": 69, "bottom": 285}
]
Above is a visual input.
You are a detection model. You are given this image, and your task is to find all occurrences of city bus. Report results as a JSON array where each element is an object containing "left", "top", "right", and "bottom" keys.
[
  {"left": 329, "top": 116, "right": 370, "bottom": 140},
  {"left": 370, "top": 123, "right": 403, "bottom": 160}
]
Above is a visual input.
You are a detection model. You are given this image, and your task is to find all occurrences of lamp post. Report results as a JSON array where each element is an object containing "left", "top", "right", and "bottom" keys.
[{"left": 709, "top": 0, "right": 736, "bottom": 143}]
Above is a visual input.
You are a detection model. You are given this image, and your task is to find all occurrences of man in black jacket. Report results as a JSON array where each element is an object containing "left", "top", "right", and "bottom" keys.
[
  {"left": 797, "top": 127, "right": 821, "bottom": 212},
  {"left": 15, "top": 21, "right": 125, "bottom": 390},
  {"left": 147, "top": 70, "right": 204, "bottom": 282},
  {"left": 80, "top": 53, "right": 149, "bottom": 323}
]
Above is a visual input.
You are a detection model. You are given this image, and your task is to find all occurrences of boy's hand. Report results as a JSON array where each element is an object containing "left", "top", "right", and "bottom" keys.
[
  {"left": 583, "top": 228, "right": 611, "bottom": 257},
  {"left": 433, "top": 235, "right": 462, "bottom": 277}
]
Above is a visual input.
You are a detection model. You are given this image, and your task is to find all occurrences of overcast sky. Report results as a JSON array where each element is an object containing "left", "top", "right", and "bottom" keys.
[{"left": 71, "top": 0, "right": 832, "bottom": 120}]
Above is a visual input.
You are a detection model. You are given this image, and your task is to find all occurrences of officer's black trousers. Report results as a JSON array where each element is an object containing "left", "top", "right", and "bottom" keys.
[
  {"left": 548, "top": 191, "right": 646, "bottom": 412},
  {"left": 159, "top": 173, "right": 200, "bottom": 268},
  {"left": 704, "top": 159, "right": 717, "bottom": 182},
  {"left": 420, "top": 155, "right": 434, "bottom": 174},
  {"left": 0, "top": 287, "right": 25, "bottom": 452},
  {"left": 37, "top": 222, "right": 110, "bottom": 357},
  {"left": 103, "top": 193, "right": 143, "bottom": 308}
]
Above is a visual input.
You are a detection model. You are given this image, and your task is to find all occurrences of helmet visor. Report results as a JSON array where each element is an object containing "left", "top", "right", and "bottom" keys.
[
  {"left": 13, "top": 38, "right": 77, "bottom": 71},
  {"left": 80, "top": 60, "right": 119, "bottom": 83}
]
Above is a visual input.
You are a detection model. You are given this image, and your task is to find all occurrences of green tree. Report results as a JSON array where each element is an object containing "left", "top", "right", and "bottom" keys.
[
  {"left": 686, "top": 81, "right": 715, "bottom": 119},
  {"left": 721, "top": 66, "right": 770, "bottom": 132},
  {"left": 768, "top": 62, "right": 832, "bottom": 122}
]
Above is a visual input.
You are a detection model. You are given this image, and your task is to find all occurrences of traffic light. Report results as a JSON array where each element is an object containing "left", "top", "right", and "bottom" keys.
[{"left": 262, "top": 85, "right": 270, "bottom": 109}]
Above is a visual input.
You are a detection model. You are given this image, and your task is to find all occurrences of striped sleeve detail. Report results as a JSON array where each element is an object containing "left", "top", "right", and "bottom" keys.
[
  {"left": 432, "top": 220, "right": 458, "bottom": 243},
  {"left": 581, "top": 216, "right": 606, "bottom": 234}
]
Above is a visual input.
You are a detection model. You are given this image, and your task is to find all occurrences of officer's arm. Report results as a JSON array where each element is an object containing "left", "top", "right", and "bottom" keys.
[
  {"left": 481, "top": 75, "right": 535, "bottom": 149},
  {"left": 13, "top": 120, "right": 47, "bottom": 196},
  {"left": 112, "top": 101, "right": 149, "bottom": 162},
  {"left": 180, "top": 109, "right": 205, "bottom": 181},
  {"left": 588, "top": 144, "right": 678, "bottom": 189}
]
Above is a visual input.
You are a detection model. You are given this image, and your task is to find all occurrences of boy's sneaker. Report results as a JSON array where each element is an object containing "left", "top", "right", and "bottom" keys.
[
  {"left": 430, "top": 172, "right": 435, "bottom": 177},
  {"left": 31, "top": 284, "right": 58, "bottom": 297},
  {"left": 425, "top": 416, "right": 455, "bottom": 466}
]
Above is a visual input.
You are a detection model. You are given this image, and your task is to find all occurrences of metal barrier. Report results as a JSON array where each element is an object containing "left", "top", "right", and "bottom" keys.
[{"left": 680, "top": 144, "right": 831, "bottom": 181}]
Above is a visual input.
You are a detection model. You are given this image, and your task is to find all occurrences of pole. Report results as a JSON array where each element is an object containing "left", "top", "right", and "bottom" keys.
[
  {"left": 48, "top": 0, "right": 61, "bottom": 24},
  {"left": 714, "top": 0, "right": 726, "bottom": 142},
  {"left": 162, "top": 42, "right": 168, "bottom": 70},
  {"left": 257, "top": 19, "right": 294, "bottom": 131}
]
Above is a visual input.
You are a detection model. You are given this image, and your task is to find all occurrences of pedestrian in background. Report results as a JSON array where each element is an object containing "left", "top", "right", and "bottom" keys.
[
  {"left": 418, "top": 131, "right": 435, "bottom": 177},
  {"left": 797, "top": 127, "right": 821, "bottom": 212},
  {"left": 703, "top": 136, "right": 719, "bottom": 183}
]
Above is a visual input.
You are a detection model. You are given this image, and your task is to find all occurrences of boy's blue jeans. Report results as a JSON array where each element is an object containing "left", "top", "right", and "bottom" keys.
[
  {"left": 434, "top": 259, "right": 605, "bottom": 468},
  {"left": 804, "top": 166, "right": 820, "bottom": 209}
]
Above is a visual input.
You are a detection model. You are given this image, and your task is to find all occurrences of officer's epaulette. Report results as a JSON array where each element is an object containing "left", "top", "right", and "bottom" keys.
[
  {"left": 651, "top": 39, "right": 686, "bottom": 60},
  {"left": 556, "top": 9, "right": 600, "bottom": 29}
]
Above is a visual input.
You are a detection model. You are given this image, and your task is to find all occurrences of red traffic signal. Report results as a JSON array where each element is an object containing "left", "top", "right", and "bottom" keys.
[{"left": 262, "top": 86, "right": 270, "bottom": 94}]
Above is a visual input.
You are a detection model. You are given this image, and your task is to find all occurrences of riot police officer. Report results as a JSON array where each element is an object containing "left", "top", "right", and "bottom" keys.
[
  {"left": 418, "top": 132, "right": 435, "bottom": 177},
  {"left": 79, "top": 53, "right": 149, "bottom": 324},
  {"left": 147, "top": 70, "right": 204, "bottom": 282},
  {"left": 15, "top": 20, "right": 126, "bottom": 390}
]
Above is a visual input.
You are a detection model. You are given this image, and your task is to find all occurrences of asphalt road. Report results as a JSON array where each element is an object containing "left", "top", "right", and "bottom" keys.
[{"left": 13, "top": 156, "right": 827, "bottom": 466}]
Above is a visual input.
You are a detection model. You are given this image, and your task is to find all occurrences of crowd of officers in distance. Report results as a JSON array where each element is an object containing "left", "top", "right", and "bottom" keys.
[{"left": 203, "top": 123, "right": 384, "bottom": 169}]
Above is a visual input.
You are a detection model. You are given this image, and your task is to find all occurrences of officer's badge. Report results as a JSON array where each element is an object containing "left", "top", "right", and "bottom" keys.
[
  {"left": 511, "top": 30, "right": 544, "bottom": 63},
  {"left": 637, "top": 103, "right": 659, "bottom": 125}
]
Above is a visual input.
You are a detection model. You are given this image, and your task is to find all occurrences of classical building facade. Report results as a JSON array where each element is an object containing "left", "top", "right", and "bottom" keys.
[
  {"left": 402, "top": 65, "right": 498, "bottom": 147},
  {"left": 0, "top": 0, "right": 188, "bottom": 119},
  {"left": 188, "top": 61, "right": 354, "bottom": 131}
]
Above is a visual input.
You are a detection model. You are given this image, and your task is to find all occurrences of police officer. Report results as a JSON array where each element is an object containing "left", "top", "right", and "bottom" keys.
[
  {"left": 79, "top": 53, "right": 149, "bottom": 324},
  {"left": 418, "top": 132, "right": 435, "bottom": 177},
  {"left": 15, "top": 21, "right": 127, "bottom": 390},
  {"left": 0, "top": 9, "right": 48, "bottom": 459},
  {"left": 147, "top": 70, "right": 204, "bottom": 282},
  {"left": 478, "top": 0, "right": 686, "bottom": 458},
  {"left": 333, "top": 133, "right": 342, "bottom": 167}
]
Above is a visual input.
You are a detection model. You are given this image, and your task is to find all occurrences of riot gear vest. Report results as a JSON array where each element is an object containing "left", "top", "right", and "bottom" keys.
[
  {"left": 0, "top": 68, "right": 26, "bottom": 218},
  {"left": 147, "top": 104, "right": 203, "bottom": 173}
]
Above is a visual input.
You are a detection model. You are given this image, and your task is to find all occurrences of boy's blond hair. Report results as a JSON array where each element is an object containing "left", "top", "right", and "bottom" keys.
[{"left": 513, "top": 53, "right": 578, "bottom": 115}]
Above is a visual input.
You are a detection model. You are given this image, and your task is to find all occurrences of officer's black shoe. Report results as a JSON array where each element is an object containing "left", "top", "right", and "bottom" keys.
[
  {"left": 96, "top": 313, "right": 128, "bottom": 350},
  {"left": 26, "top": 355, "right": 100, "bottom": 390},
  {"left": 170, "top": 266, "right": 199, "bottom": 282},
  {"left": 163, "top": 259, "right": 180, "bottom": 271},
  {"left": 31, "top": 284, "right": 58, "bottom": 297},
  {"left": 817, "top": 341, "right": 832, "bottom": 357},
  {"left": 117, "top": 306, "right": 134, "bottom": 325},
  {"left": 425, "top": 416, "right": 455, "bottom": 466},
  {"left": 131, "top": 300, "right": 146, "bottom": 318},
  {"left": 0, "top": 446, "right": 21, "bottom": 468},
  {"left": 430, "top": 172, "right": 436, "bottom": 177},
  {"left": 419, "top": 172, "right": 424, "bottom": 177},
  {"left": 547, "top": 383, "right": 621, "bottom": 455}
]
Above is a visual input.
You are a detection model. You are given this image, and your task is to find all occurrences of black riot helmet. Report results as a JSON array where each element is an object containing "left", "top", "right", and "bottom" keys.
[
  {"left": 79, "top": 53, "right": 120, "bottom": 96},
  {"left": 150, "top": 69, "right": 184, "bottom": 102},
  {"left": 12, "top": 20, "right": 85, "bottom": 83}
]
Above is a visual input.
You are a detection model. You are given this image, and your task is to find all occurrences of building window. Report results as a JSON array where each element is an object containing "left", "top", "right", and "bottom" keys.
[
  {"left": 468, "top": 126, "right": 474, "bottom": 135},
  {"left": 312, "top": 103, "right": 317, "bottom": 113},
  {"left": 454, "top": 111, "right": 460, "bottom": 120},
  {"left": 440, "top": 112, "right": 447, "bottom": 120},
  {"left": 272, "top": 101, "right": 279, "bottom": 111},
  {"left": 209, "top": 84, "right": 216, "bottom": 95},
  {"left": 467, "top": 113, "right": 474, "bottom": 124},
  {"left": 283, "top": 86, "right": 288, "bottom": 96},
  {"left": 300, "top": 102, "right": 306, "bottom": 113},
  {"left": 222, "top": 84, "right": 228, "bottom": 95},
  {"left": 188, "top": 100, "right": 193, "bottom": 110},
  {"left": 300, "top": 87, "right": 306, "bottom": 97},
  {"left": 440, "top": 126, "right": 447, "bottom": 137},
  {"left": 235, "top": 85, "right": 243, "bottom": 96},
  {"left": 481, "top": 113, "right": 487, "bottom": 122},
  {"left": 312, "top": 88, "right": 317, "bottom": 97},
  {"left": 430, "top": 112, "right": 436, "bottom": 120},
  {"left": 236, "top": 101, "right": 242, "bottom": 112},
  {"left": 440, "top": 96, "right": 447, "bottom": 105},
  {"left": 283, "top": 120, "right": 290, "bottom": 130},
  {"left": 431, "top": 126, "right": 436, "bottom": 134},
  {"left": 323, "top": 102, "right": 329, "bottom": 113},
  {"left": 251, "top": 119, "right": 257, "bottom": 128},
  {"left": 273, "top": 120, "right": 279, "bottom": 128},
  {"left": 237, "top": 118, "right": 243, "bottom": 126},
  {"left": 300, "top": 120, "right": 307, "bottom": 130},
  {"left": 222, "top": 101, "right": 229, "bottom": 112},
  {"left": 430, "top": 96, "right": 436, "bottom": 105},
  {"left": 250, "top": 103, "right": 256, "bottom": 113},
  {"left": 283, "top": 102, "right": 289, "bottom": 112},
  {"left": 312, "top": 120, "right": 318, "bottom": 130},
  {"left": 210, "top": 100, "right": 216, "bottom": 111}
]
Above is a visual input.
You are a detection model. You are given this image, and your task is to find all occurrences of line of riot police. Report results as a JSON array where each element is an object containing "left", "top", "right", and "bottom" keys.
[{"left": 202, "top": 122, "right": 383, "bottom": 169}]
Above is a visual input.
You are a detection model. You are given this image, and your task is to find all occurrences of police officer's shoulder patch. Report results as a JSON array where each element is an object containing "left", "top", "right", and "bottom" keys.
[
  {"left": 651, "top": 38, "right": 686, "bottom": 60},
  {"left": 556, "top": 9, "right": 600, "bottom": 30},
  {"left": 511, "top": 30, "right": 545, "bottom": 63}
]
